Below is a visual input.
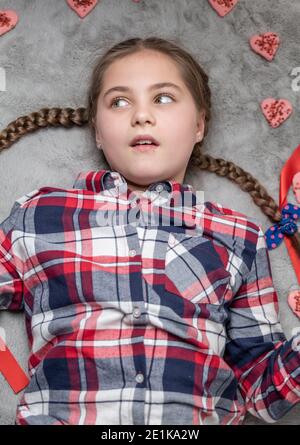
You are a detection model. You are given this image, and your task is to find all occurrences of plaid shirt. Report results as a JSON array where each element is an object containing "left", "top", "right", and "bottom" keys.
[{"left": 1, "top": 169, "right": 300, "bottom": 425}]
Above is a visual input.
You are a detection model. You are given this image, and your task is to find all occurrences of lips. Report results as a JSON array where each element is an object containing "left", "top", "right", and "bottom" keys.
[{"left": 130, "top": 134, "right": 160, "bottom": 146}]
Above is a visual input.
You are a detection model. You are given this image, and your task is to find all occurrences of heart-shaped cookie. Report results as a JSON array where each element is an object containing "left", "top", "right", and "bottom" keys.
[
  {"left": 66, "top": 0, "right": 98, "bottom": 18},
  {"left": 288, "top": 289, "right": 300, "bottom": 319},
  {"left": 0, "top": 10, "right": 18, "bottom": 37},
  {"left": 260, "top": 98, "right": 293, "bottom": 128},
  {"left": 249, "top": 32, "right": 280, "bottom": 61},
  {"left": 208, "top": 0, "right": 239, "bottom": 17}
]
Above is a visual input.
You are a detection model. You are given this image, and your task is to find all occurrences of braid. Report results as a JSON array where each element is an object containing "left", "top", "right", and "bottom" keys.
[
  {"left": 0, "top": 107, "right": 88, "bottom": 152},
  {"left": 190, "top": 149, "right": 300, "bottom": 255},
  {"left": 191, "top": 151, "right": 281, "bottom": 221}
]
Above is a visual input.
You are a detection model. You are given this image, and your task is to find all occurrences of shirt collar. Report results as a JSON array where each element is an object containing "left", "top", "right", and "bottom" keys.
[
  {"left": 72, "top": 170, "right": 205, "bottom": 229},
  {"left": 72, "top": 169, "right": 194, "bottom": 197}
]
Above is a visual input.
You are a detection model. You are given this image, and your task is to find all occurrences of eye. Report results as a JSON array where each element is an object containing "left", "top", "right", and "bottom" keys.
[
  {"left": 110, "top": 92, "right": 174, "bottom": 108},
  {"left": 111, "top": 97, "right": 128, "bottom": 108},
  {"left": 155, "top": 92, "right": 174, "bottom": 104}
]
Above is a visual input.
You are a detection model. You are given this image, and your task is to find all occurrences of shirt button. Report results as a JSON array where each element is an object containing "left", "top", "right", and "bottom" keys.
[
  {"left": 155, "top": 184, "right": 164, "bottom": 193},
  {"left": 135, "top": 373, "right": 144, "bottom": 383},
  {"left": 129, "top": 249, "right": 136, "bottom": 257},
  {"left": 133, "top": 307, "right": 141, "bottom": 318}
]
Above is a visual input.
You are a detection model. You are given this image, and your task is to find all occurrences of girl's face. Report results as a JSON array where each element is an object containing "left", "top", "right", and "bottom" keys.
[{"left": 94, "top": 49, "right": 205, "bottom": 194}]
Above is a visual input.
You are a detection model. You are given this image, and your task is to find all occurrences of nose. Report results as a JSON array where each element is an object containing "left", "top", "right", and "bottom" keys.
[{"left": 131, "top": 102, "right": 155, "bottom": 126}]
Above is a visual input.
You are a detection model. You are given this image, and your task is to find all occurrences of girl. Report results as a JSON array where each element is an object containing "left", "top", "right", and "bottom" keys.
[{"left": 0, "top": 37, "right": 300, "bottom": 426}]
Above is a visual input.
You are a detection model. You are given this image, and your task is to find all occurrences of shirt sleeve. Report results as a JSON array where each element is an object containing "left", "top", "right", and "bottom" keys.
[
  {"left": 223, "top": 224, "right": 300, "bottom": 423},
  {"left": 0, "top": 201, "right": 24, "bottom": 311}
]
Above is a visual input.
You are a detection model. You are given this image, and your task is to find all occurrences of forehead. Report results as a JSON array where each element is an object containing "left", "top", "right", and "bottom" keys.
[{"left": 101, "top": 50, "right": 185, "bottom": 89}]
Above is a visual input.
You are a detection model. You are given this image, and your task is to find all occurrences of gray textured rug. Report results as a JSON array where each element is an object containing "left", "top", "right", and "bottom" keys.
[{"left": 0, "top": 0, "right": 300, "bottom": 425}]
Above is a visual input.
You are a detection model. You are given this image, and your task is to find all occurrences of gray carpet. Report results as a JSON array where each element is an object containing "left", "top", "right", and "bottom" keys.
[{"left": 0, "top": 0, "right": 300, "bottom": 425}]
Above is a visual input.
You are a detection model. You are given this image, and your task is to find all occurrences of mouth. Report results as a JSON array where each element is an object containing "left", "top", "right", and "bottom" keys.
[{"left": 129, "top": 135, "right": 160, "bottom": 150}]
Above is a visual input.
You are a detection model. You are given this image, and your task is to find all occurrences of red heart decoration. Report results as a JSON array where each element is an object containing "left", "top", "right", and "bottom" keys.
[
  {"left": 0, "top": 10, "right": 18, "bottom": 37},
  {"left": 260, "top": 98, "right": 293, "bottom": 128},
  {"left": 288, "top": 289, "right": 300, "bottom": 319},
  {"left": 66, "top": 0, "right": 98, "bottom": 18},
  {"left": 249, "top": 32, "right": 280, "bottom": 61},
  {"left": 208, "top": 0, "right": 239, "bottom": 17}
]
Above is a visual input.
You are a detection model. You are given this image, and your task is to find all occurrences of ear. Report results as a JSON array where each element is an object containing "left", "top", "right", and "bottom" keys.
[
  {"left": 196, "top": 109, "right": 206, "bottom": 142},
  {"left": 94, "top": 123, "right": 102, "bottom": 148}
]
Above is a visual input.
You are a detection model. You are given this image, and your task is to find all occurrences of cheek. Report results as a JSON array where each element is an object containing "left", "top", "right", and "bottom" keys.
[
  {"left": 168, "top": 106, "right": 198, "bottom": 135},
  {"left": 167, "top": 121, "right": 197, "bottom": 147},
  {"left": 102, "top": 113, "right": 129, "bottom": 139},
  {"left": 96, "top": 112, "right": 113, "bottom": 135}
]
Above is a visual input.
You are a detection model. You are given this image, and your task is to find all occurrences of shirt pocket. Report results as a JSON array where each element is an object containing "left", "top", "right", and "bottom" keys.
[{"left": 164, "top": 231, "right": 231, "bottom": 308}]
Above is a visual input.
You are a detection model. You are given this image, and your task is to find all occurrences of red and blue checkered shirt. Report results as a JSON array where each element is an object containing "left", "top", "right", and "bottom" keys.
[{"left": 1, "top": 169, "right": 300, "bottom": 425}]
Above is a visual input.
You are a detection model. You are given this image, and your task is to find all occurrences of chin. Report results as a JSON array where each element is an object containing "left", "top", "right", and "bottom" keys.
[{"left": 127, "top": 172, "right": 163, "bottom": 185}]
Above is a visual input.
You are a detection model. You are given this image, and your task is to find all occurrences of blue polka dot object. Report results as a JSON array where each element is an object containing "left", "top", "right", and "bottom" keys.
[{"left": 265, "top": 203, "right": 300, "bottom": 249}]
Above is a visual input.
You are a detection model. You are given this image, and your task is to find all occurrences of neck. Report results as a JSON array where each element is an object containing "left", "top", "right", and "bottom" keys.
[{"left": 125, "top": 179, "right": 148, "bottom": 194}]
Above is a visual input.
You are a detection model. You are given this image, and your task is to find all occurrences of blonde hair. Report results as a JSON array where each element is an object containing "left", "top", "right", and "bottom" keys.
[{"left": 1, "top": 36, "right": 300, "bottom": 252}]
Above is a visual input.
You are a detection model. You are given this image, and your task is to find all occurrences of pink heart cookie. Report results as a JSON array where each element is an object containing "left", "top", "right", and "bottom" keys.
[
  {"left": 288, "top": 289, "right": 300, "bottom": 319},
  {"left": 0, "top": 10, "right": 18, "bottom": 37},
  {"left": 260, "top": 98, "right": 293, "bottom": 128},
  {"left": 292, "top": 172, "right": 300, "bottom": 204},
  {"left": 66, "top": 0, "right": 98, "bottom": 18},
  {"left": 249, "top": 32, "right": 280, "bottom": 61},
  {"left": 208, "top": 0, "right": 239, "bottom": 17}
]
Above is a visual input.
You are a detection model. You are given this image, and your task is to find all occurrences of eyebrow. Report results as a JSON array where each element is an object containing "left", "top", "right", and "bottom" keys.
[{"left": 103, "top": 82, "right": 183, "bottom": 99}]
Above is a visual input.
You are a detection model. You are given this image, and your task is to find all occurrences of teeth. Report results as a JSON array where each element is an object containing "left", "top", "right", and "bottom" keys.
[{"left": 136, "top": 140, "right": 153, "bottom": 145}]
